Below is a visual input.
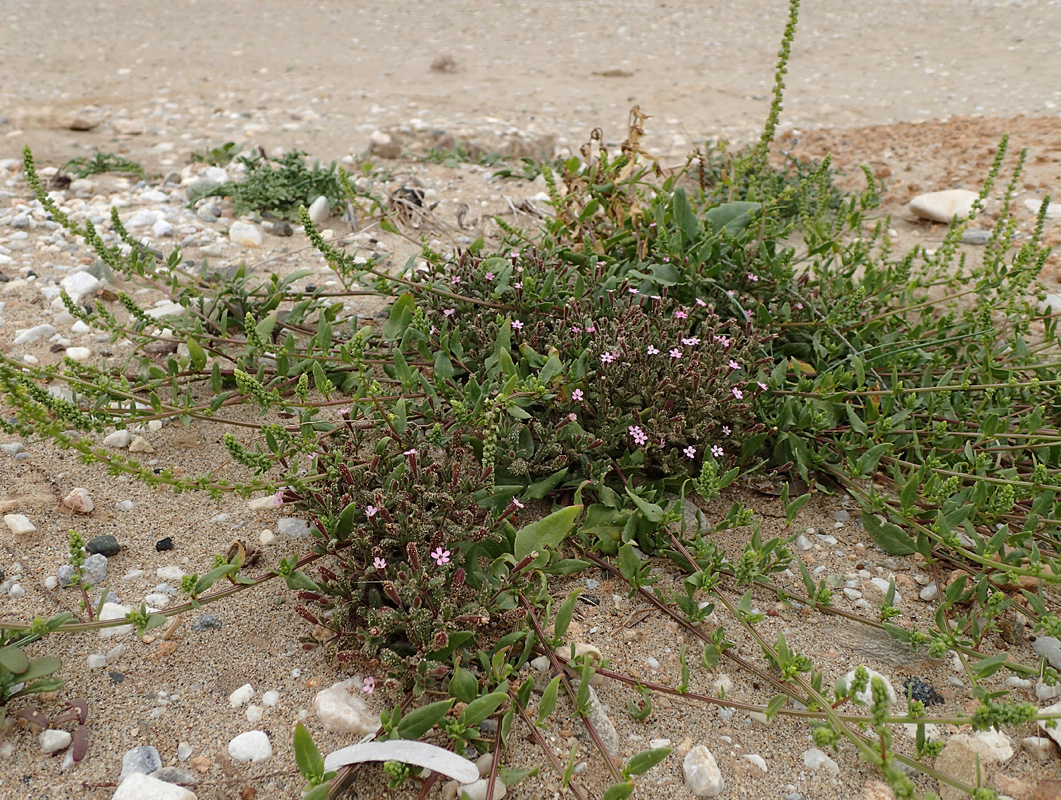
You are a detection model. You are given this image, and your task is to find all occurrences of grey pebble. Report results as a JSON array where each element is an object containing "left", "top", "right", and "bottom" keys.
[
  {"left": 150, "top": 766, "right": 199, "bottom": 785},
  {"left": 85, "top": 534, "right": 121, "bottom": 557},
  {"left": 277, "top": 518, "right": 311, "bottom": 538},
  {"left": 58, "top": 553, "right": 108, "bottom": 587},
  {"left": 0, "top": 442, "right": 24, "bottom": 456},
  {"left": 960, "top": 229, "right": 991, "bottom": 245},
  {"left": 1032, "top": 636, "right": 1061, "bottom": 672},
  {"left": 192, "top": 614, "right": 223, "bottom": 631},
  {"left": 120, "top": 745, "right": 162, "bottom": 781}
]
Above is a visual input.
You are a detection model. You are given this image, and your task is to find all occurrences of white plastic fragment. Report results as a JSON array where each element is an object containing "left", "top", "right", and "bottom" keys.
[{"left": 323, "top": 740, "right": 479, "bottom": 784}]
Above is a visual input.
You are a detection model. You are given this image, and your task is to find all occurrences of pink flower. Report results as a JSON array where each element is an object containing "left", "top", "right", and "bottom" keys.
[
  {"left": 663, "top": 256, "right": 670, "bottom": 263},
  {"left": 758, "top": 382, "right": 768, "bottom": 391},
  {"left": 600, "top": 351, "right": 617, "bottom": 364},
  {"left": 571, "top": 326, "right": 582, "bottom": 335},
  {"left": 674, "top": 310, "right": 688, "bottom": 319},
  {"left": 568, "top": 413, "right": 577, "bottom": 422},
  {"left": 273, "top": 488, "right": 285, "bottom": 509},
  {"left": 683, "top": 446, "right": 696, "bottom": 458},
  {"left": 365, "top": 505, "right": 378, "bottom": 518},
  {"left": 628, "top": 287, "right": 639, "bottom": 294},
  {"left": 682, "top": 336, "right": 700, "bottom": 346},
  {"left": 514, "top": 281, "right": 523, "bottom": 289},
  {"left": 794, "top": 302, "right": 803, "bottom": 310},
  {"left": 711, "top": 444, "right": 723, "bottom": 458},
  {"left": 517, "top": 265, "right": 524, "bottom": 273},
  {"left": 443, "top": 308, "right": 455, "bottom": 317},
  {"left": 484, "top": 271, "right": 495, "bottom": 281},
  {"left": 512, "top": 498, "right": 525, "bottom": 509},
  {"left": 362, "top": 676, "right": 375, "bottom": 695},
  {"left": 628, "top": 425, "right": 647, "bottom": 446},
  {"left": 451, "top": 275, "right": 461, "bottom": 285},
  {"left": 404, "top": 448, "right": 417, "bottom": 456},
  {"left": 373, "top": 556, "right": 386, "bottom": 570},
  {"left": 572, "top": 389, "right": 584, "bottom": 402},
  {"left": 728, "top": 359, "right": 740, "bottom": 370},
  {"left": 430, "top": 325, "right": 437, "bottom": 335},
  {"left": 585, "top": 325, "right": 596, "bottom": 334},
  {"left": 732, "top": 387, "right": 744, "bottom": 400},
  {"left": 746, "top": 273, "right": 759, "bottom": 282},
  {"left": 715, "top": 335, "right": 731, "bottom": 348},
  {"left": 511, "top": 319, "right": 524, "bottom": 330},
  {"left": 695, "top": 298, "right": 707, "bottom": 307},
  {"left": 669, "top": 348, "right": 682, "bottom": 359},
  {"left": 647, "top": 345, "right": 660, "bottom": 355},
  {"left": 722, "top": 426, "right": 731, "bottom": 437},
  {"left": 431, "top": 547, "right": 451, "bottom": 566},
  {"left": 337, "top": 407, "right": 350, "bottom": 417}
]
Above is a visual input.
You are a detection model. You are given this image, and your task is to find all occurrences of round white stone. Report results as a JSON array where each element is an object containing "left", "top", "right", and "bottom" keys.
[
  {"left": 683, "top": 745, "right": 724, "bottom": 797},
  {"left": 228, "top": 730, "right": 271, "bottom": 762},
  {"left": 39, "top": 729, "right": 72, "bottom": 754}
]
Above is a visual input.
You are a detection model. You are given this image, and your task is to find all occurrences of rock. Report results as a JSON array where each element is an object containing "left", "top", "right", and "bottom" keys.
[
  {"left": 65, "top": 347, "right": 92, "bottom": 362},
  {"left": 152, "top": 219, "right": 175, "bottom": 238},
  {"left": 120, "top": 746, "right": 163, "bottom": 781},
  {"left": 1036, "top": 779, "right": 1061, "bottom": 800},
  {"left": 87, "top": 654, "right": 107, "bottom": 669},
  {"left": 1033, "top": 637, "right": 1061, "bottom": 672},
  {"left": 40, "top": 729, "right": 72, "bottom": 754},
  {"left": 458, "top": 778, "right": 507, "bottom": 800},
  {"left": 248, "top": 495, "right": 278, "bottom": 511},
  {"left": 369, "top": 130, "right": 402, "bottom": 159},
  {"left": 993, "top": 773, "right": 1033, "bottom": 800},
  {"left": 227, "top": 730, "right": 271, "bottom": 762},
  {"left": 0, "top": 443, "right": 24, "bottom": 456},
  {"left": 13, "top": 323, "right": 56, "bottom": 345},
  {"left": 744, "top": 753, "right": 767, "bottom": 773},
  {"left": 69, "top": 178, "right": 95, "bottom": 195},
  {"left": 259, "top": 530, "right": 277, "bottom": 546},
  {"left": 578, "top": 681, "right": 619, "bottom": 759},
  {"left": 683, "top": 745, "right": 724, "bottom": 797},
  {"left": 844, "top": 667, "right": 897, "bottom": 707},
  {"left": 125, "top": 210, "right": 157, "bottom": 229},
  {"left": 98, "top": 602, "right": 134, "bottom": 637},
  {"left": 1024, "top": 198, "right": 1061, "bottom": 218},
  {"left": 307, "top": 195, "right": 330, "bottom": 225},
  {"left": 86, "top": 535, "right": 121, "bottom": 557},
  {"left": 263, "top": 219, "right": 293, "bottom": 237},
  {"left": 937, "top": 735, "right": 997, "bottom": 800},
  {"left": 76, "top": 553, "right": 108, "bottom": 586},
  {"left": 114, "top": 118, "right": 146, "bottom": 135},
  {"left": 191, "top": 614, "right": 222, "bottom": 632},
  {"left": 802, "top": 748, "right": 839, "bottom": 775},
  {"left": 146, "top": 301, "right": 186, "bottom": 320},
  {"left": 920, "top": 583, "right": 939, "bottom": 602},
  {"left": 150, "top": 767, "right": 199, "bottom": 786},
  {"left": 3, "top": 514, "right": 36, "bottom": 535},
  {"left": 104, "top": 430, "right": 133, "bottom": 448},
  {"left": 60, "top": 271, "right": 103, "bottom": 302},
  {"left": 63, "top": 488, "right": 95, "bottom": 514},
  {"left": 177, "top": 742, "right": 194, "bottom": 762},
  {"left": 229, "top": 683, "right": 254, "bottom": 708},
  {"left": 277, "top": 518, "right": 311, "bottom": 538},
  {"left": 228, "top": 221, "right": 262, "bottom": 248},
  {"left": 910, "top": 189, "right": 980, "bottom": 223},
  {"left": 973, "top": 731, "right": 1014, "bottom": 763},
  {"left": 960, "top": 229, "right": 991, "bottom": 245},
  {"left": 155, "top": 537, "right": 174, "bottom": 552},
  {"left": 128, "top": 436, "right": 154, "bottom": 453},
  {"left": 313, "top": 680, "right": 380, "bottom": 735},
  {"left": 1021, "top": 736, "right": 1056, "bottom": 760},
  {"left": 112, "top": 772, "right": 197, "bottom": 800},
  {"left": 1037, "top": 700, "right": 1061, "bottom": 748},
  {"left": 861, "top": 780, "right": 895, "bottom": 800}
]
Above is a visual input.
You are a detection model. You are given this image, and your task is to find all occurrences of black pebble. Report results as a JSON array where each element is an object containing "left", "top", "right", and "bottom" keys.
[
  {"left": 155, "top": 537, "right": 174, "bottom": 552},
  {"left": 108, "top": 671, "right": 125, "bottom": 683},
  {"left": 903, "top": 676, "right": 945, "bottom": 706},
  {"left": 85, "top": 534, "right": 121, "bottom": 558}
]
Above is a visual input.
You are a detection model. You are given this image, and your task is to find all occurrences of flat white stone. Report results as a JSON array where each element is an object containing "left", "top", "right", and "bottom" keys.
[
  {"left": 3, "top": 514, "right": 36, "bottom": 535},
  {"left": 65, "top": 346, "right": 92, "bottom": 362},
  {"left": 98, "top": 602, "right": 133, "bottom": 637},
  {"left": 228, "top": 730, "right": 271, "bottom": 762},
  {"left": 909, "top": 189, "right": 980, "bottom": 223},
  {"left": 103, "top": 430, "right": 133, "bottom": 448},
  {"left": 13, "top": 323, "right": 56, "bottom": 345},
  {"left": 229, "top": 221, "right": 262, "bottom": 248},
  {"left": 313, "top": 680, "right": 380, "bottom": 735},
  {"left": 1037, "top": 700, "right": 1061, "bottom": 748},
  {"left": 684, "top": 745, "right": 724, "bottom": 797},
  {"left": 61, "top": 271, "right": 103, "bottom": 303},
  {"left": 112, "top": 773, "right": 197, "bottom": 800},
  {"left": 229, "top": 683, "right": 254, "bottom": 708},
  {"left": 802, "top": 747, "right": 840, "bottom": 775},
  {"left": 128, "top": 435, "right": 154, "bottom": 453},
  {"left": 307, "top": 195, "right": 330, "bottom": 225},
  {"left": 40, "top": 729, "right": 72, "bottom": 754}
]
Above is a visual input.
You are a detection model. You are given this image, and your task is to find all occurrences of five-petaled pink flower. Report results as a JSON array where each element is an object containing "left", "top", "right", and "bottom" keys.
[
  {"left": 572, "top": 389, "right": 584, "bottom": 402},
  {"left": 443, "top": 308, "right": 455, "bottom": 317},
  {"left": 514, "top": 281, "right": 523, "bottom": 289},
  {"left": 571, "top": 326, "right": 582, "bottom": 334},
  {"left": 746, "top": 273, "right": 759, "bottom": 282},
  {"left": 484, "top": 271, "right": 495, "bottom": 281},
  {"left": 585, "top": 324, "right": 596, "bottom": 334},
  {"left": 715, "top": 335, "right": 731, "bottom": 348},
  {"left": 722, "top": 426, "right": 731, "bottom": 437},
  {"left": 628, "top": 287, "right": 639, "bottom": 294},
  {"left": 568, "top": 412, "right": 577, "bottom": 421},
  {"left": 669, "top": 348, "right": 682, "bottom": 358},
  {"left": 511, "top": 319, "right": 524, "bottom": 330},
  {"left": 362, "top": 676, "right": 375, "bottom": 694},
  {"left": 451, "top": 276, "right": 461, "bottom": 285},
  {"left": 758, "top": 382, "right": 768, "bottom": 391},
  {"left": 683, "top": 446, "right": 696, "bottom": 458},
  {"left": 647, "top": 345, "right": 660, "bottom": 355},
  {"left": 629, "top": 426, "right": 648, "bottom": 446},
  {"left": 711, "top": 444, "right": 723, "bottom": 458},
  {"left": 273, "top": 488, "right": 286, "bottom": 508},
  {"left": 404, "top": 448, "right": 417, "bottom": 456},
  {"left": 512, "top": 498, "right": 525, "bottom": 509},
  {"left": 600, "top": 351, "right": 617, "bottom": 364},
  {"left": 431, "top": 547, "right": 451, "bottom": 566},
  {"left": 728, "top": 359, "right": 740, "bottom": 370},
  {"left": 732, "top": 387, "right": 743, "bottom": 400},
  {"left": 695, "top": 298, "right": 707, "bottom": 307},
  {"left": 373, "top": 557, "right": 386, "bottom": 570},
  {"left": 682, "top": 336, "right": 700, "bottom": 346},
  {"left": 674, "top": 310, "right": 688, "bottom": 319},
  {"left": 365, "top": 505, "right": 378, "bottom": 518}
]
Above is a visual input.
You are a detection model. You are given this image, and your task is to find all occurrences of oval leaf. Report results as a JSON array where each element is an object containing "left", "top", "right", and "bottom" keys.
[
  {"left": 395, "top": 698, "right": 454, "bottom": 740},
  {"left": 514, "top": 505, "right": 583, "bottom": 561}
]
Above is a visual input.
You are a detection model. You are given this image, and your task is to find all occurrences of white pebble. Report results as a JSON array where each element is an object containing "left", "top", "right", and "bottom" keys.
[
  {"left": 229, "top": 221, "right": 262, "bottom": 248},
  {"left": 683, "top": 745, "right": 724, "bottom": 797},
  {"left": 3, "top": 514, "right": 36, "bottom": 535},
  {"left": 743, "top": 754, "right": 767, "bottom": 772},
  {"left": 228, "top": 730, "right": 271, "bottom": 762},
  {"left": 39, "top": 729, "right": 72, "bottom": 754},
  {"left": 43, "top": 576, "right": 59, "bottom": 590},
  {"left": 103, "top": 430, "right": 133, "bottom": 448},
  {"left": 86, "top": 653, "right": 107, "bottom": 669},
  {"left": 8, "top": 584, "right": 24, "bottom": 597},
  {"left": 259, "top": 529, "right": 277, "bottom": 546},
  {"left": 246, "top": 704, "right": 264, "bottom": 723},
  {"left": 229, "top": 683, "right": 255, "bottom": 708},
  {"left": 645, "top": 656, "right": 660, "bottom": 670},
  {"left": 803, "top": 748, "right": 839, "bottom": 775},
  {"left": 261, "top": 691, "right": 280, "bottom": 707}
]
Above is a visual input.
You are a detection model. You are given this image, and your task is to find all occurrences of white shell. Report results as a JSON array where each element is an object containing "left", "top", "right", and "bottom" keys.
[
  {"left": 62, "top": 488, "right": 94, "bottom": 514},
  {"left": 324, "top": 740, "right": 479, "bottom": 784}
]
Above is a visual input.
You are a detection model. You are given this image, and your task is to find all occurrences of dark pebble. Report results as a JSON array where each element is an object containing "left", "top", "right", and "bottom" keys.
[
  {"left": 108, "top": 671, "right": 125, "bottom": 683},
  {"left": 155, "top": 537, "right": 174, "bottom": 552},
  {"left": 903, "top": 676, "right": 945, "bottom": 706},
  {"left": 191, "top": 614, "right": 222, "bottom": 631},
  {"left": 273, "top": 220, "right": 293, "bottom": 236},
  {"left": 85, "top": 534, "right": 121, "bottom": 557}
]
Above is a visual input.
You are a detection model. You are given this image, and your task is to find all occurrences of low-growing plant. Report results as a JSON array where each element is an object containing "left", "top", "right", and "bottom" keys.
[
  {"left": 189, "top": 141, "right": 243, "bottom": 167},
  {"left": 60, "top": 152, "right": 145, "bottom": 179}
]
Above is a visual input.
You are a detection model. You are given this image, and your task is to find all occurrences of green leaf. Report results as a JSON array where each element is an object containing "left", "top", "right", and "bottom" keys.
[
  {"left": 285, "top": 570, "right": 320, "bottom": 591},
  {"left": 525, "top": 468, "right": 569, "bottom": 500},
  {"left": 0, "top": 646, "right": 29, "bottom": 675},
  {"left": 335, "top": 501, "right": 357, "bottom": 540},
  {"left": 383, "top": 293, "right": 416, "bottom": 340},
  {"left": 293, "top": 722, "right": 325, "bottom": 781},
  {"left": 396, "top": 699, "right": 454, "bottom": 740},
  {"left": 973, "top": 653, "right": 1009, "bottom": 680},
  {"left": 255, "top": 313, "right": 277, "bottom": 344},
  {"left": 449, "top": 666, "right": 478, "bottom": 705},
  {"left": 459, "top": 692, "right": 507, "bottom": 729},
  {"left": 705, "top": 201, "right": 761, "bottom": 233},
  {"left": 514, "top": 505, "right": 582, "bottom": 560},
  {"left": 302, "top": 784, "right": 331, "bottom": 800},
  {"left": 671, "top": 188, "right": 699, "bottom": 241},
  {"left": 764, "top": 693, "right": 787, "bottom": 721},
  {"left": 553, "top": 590, "right": 581, "bottom": 640},
  {"left": 537, "top": 675, "right": 562, "bottom": 725},
  {"left": 623, "top": 747, "right": 671, "bottom": 777},
  {"left": 625, "top": 488, "right": 663, "bottom": 523},
  {"left": 194, "top": 563, "right": 238, "bottom": 595},
  {"left": 433, "top": 351, "right": 456, "bottom": 380},
  {"left": 845, "top": 404, "right": 868, "bottom": 437},
  {"left": 187, "top": 337, "right": 207, "bottom": 371},
  {"left": 861, "top": 513, "right": 916, "bottom": 556},
  {"left": 601, "top": 781, "right": 635, "bottom": 800}
]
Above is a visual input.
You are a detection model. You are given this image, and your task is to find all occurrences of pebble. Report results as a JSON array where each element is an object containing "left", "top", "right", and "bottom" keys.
[
  {"left": 1038, "top": 700, "right": 1061, "bottom": 748},
  {"left": 87, "top": 653, "right": 108, "bottom": 669},
  {"left": 40, "top": 729, "right": 72, "bottom": 754},
  {"left": 456, "top": 778, "right": 506, "bottom": 800},
  {"left": 960, "top": 229, "right": 991, "bottom": 245},
  {"left": 3, "top": 514, "right": 37, "bottom": 535},
  {"left": 150, "top": 767, "right": 198, "bottom": 786},
  {"left": 919, "top": 583, "right": 938, "bottom": 602},
  {"left": 743, "top": 753, "right": 767, "bottom": 773},
  {"left": 936, "top": 736, "right": 993, "bottom": 800},
  {"left": 245, "top": 704, "right": 264, "bottom": 723},
  {"left": 844, "top": 667, "right": 897, "bottom": 706},
  {"left": 307, "top": 195, "right": 330, "bottom": 224},
  {"left": 128, "top": 435, "right": 154, "bottom": 453},
  {"left": 228, "top": 221, "right": 262, "bottom": 248},
  {"left": 116, "top": 500, "right": 135, "bottom": 512},
  {"left": 229, "top": 683, "right": 254, "bottom": 708},
  {"left": 227, "top": 730, "right": 271, "bottom": 762},
  {"left": 120, "top": 745, "right": 163, "bottom": 781},
  {"left": 191, "top": 614, "right": 222, "bottom": 631},
  {"left": 65, "top": 346, "right": 92, "bottom": 362},
  {"left": 104, "top": 430, "right": 134, "bottom": 448},
  {"left": 802, "top": 748, "right": 839, "bottom": 775},
  {"left": 313, "top": 679, "right": 381, "bottom": 735},
  {"left": 1020, "top": 736, "right": 1055, "bottom": 760},
  {"left": 1, "top": 442, "right": 24, "bottom": 456},
  {"left": 1032, "top": 636, "right": 1061, "bottom": 671},
  {"left": 261, "top": 690, "right": 280, "bottom": 707},
  {"left": 155, "top": 537, "right": 174, "bottom": 552},
  {"left": 62, "top": 487, "right": 95, "bottom": 513},
  {"left": 909, "top": 189, "right": 980, "bottom": 223},
  {"left": 8, "top": 584, "right": 24, "bottom": 597},
  {"left": 1024, "top": 197, "right": 1061, "bottom": 218},
  {"left": 157, "top": 566, "right": 184, "bottom": 581},
  {"left": 259, "top": 529, "right": 277, "bottom": 546},
  {"left": 177, "top": 742, "right": 194, "bottom": 762},
  {"left": 152, "top": 219, "right": 175, "bottom": 237},
  {"left": 530, "top": 655, "right": 550, "bottom": 672},
  {"left": 125, "top": 210, "right": 158, "bottom": 229},
  {"left": 13, "top": 323, "right": 56, "bottom": 345},
  {"left": 683, "top": 744, "right": 724, "bottom": 797},
  {"left": 578, "top": 681, "right": 619, "bottom": 758},
  {"left": 98, "top": 602, "right": 134, "bottom": 636},
  {"left": 112, "top": 772, "right": 196, "bottom": 800},
  {"left": 86, "top": 534, "right": 121, "bottom": 557},
  {"left": 277, "top": 518, "right": 311, "bottom": 538}
]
